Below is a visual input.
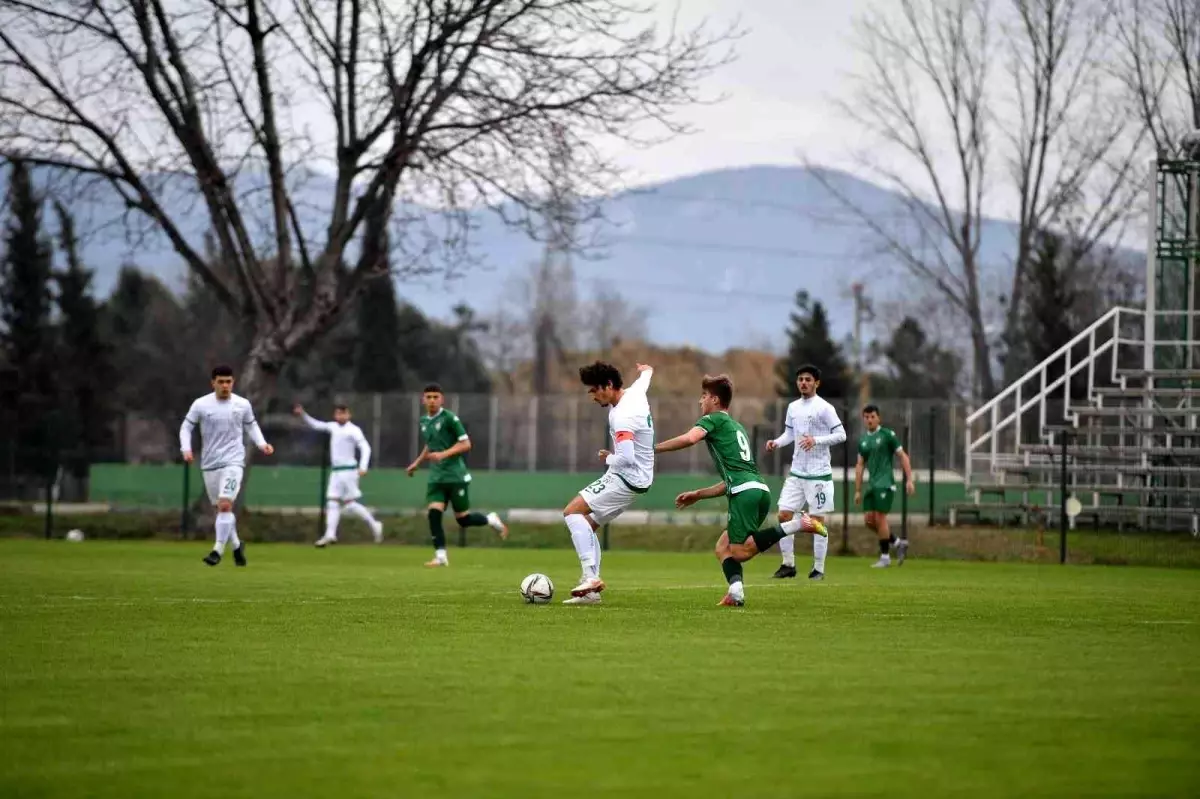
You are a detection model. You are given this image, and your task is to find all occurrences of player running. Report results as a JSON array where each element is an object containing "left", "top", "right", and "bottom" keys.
[
  {"left": 294, "top": 403, "right": 384, "bottom": 547},
  {"left": 856, "top": 404, "right": 915, "bottom": 567},
  {"left": 405, "top": 384, "right": 508, "bottom": 567},
  {"left": 179, "top": 365, "right": 274, "bottom": 567},
  {"left": 656, "top": 375, "right": 826, "bottom": 607},
  {"left": 765, "top": 364, "right": 846, "bottom": 581},
  {"left": 560, "top": 361, "right": 655, "bottom": 605}
]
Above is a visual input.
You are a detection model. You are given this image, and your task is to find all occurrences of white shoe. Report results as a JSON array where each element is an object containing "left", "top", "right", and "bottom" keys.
[
  {"left": 894, "top": 538, "right": 909, "bottom": 564},
  {"left": 563, "top": 592, "right": 602, "bottom": 605},
  {"left": 570, "top": 576, "right": 606, "bottom": 597},
  {"left": 486, "top": 512, "right": 509, "bottom": 540},
  {"left": 371, "top": 521, "right": 384, "bottom": 544},
  {"left": 315, "top": 536, "right": 336, "bottom": 548},
  {"left": 871, "top": 557, "right": 891, "bottom": 568}
]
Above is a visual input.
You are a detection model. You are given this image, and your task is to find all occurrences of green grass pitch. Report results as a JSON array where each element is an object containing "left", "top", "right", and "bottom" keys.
[{"left": 1, "top": 540, "right": 1198, "bottom": 798}]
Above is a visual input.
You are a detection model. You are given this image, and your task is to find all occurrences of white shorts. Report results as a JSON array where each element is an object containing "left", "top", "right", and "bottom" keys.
[
  {"left": 326, "top": 469, "right": 362, "bottom": 502},
  {"left": 203, "top": 466, "right": 244, "bottom": 505},
  {"left": 578, "top": 472, "right": 644, "bottom": 524},
  {"left": 778, "top": 474, "right": 835, "bottom": 515}
]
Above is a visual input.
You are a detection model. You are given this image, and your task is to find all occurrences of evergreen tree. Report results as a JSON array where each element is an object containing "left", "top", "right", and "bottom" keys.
[
  {"left": 53, "top": 202, "right": 114, "bottom": 478},
  {"left": 353, "top": 273, "right": 404, "bottom": 393},
  {"left": 776, "top": 290, "right": 851, "bottom": 402},
  {"left": 869, "top": 316, "right": 962, "bottom": 399},
  {"left": 0, "top": 159, "right": 56, "bottom": 480}
]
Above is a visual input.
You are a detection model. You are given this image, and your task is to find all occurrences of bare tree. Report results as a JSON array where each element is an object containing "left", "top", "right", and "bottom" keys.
[
  {"left": 1116, "top": 0, "right": 1200, "bottom": 154},
  {"left": 0, "top": 0, "right": 734, "bottom": 399},
  {"left": 816, "top": 0, "right": 1144, "bottom": 400}
]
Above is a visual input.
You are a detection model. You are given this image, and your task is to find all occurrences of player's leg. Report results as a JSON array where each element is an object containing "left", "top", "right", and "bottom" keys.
[
  {"left": 316, "top": 473, "right": 343, "bottom": 547},
  {"left": 772, "top": 477, "right": 804, "bottom": 579},
  {"left": 338, "top": 474, "right": 383, "bottom": 543},
  {"left": 717, "top": 490, "right": 772, "bottom": 606},
  {"left": 204, "top": 467, "right": 245, "bottom": 567},
  {"left": 425, "top": 483, "right": 450, "bottom": 567},
  {"left": 807, "top": 479, "right": 836, "bottom": 580},
  {"left": 869, "top": 489, "right": 899, "bottom": 567},
  {"left": 562, "top": 475, "right": 634, "bottom": 602},
  {"left": 451, "top": 484, "right": 509, "bottom": 541},
  {"left": 201, "top": 470, "right": 224, "bottom": 565},
  {"left": 715, "top": 531, "right": 745, "bottom": 606}
]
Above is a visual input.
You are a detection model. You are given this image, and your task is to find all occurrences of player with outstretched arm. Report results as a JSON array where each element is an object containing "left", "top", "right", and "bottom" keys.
[{"left": 294, "top": 403, "right": 384, "bottom": 547}]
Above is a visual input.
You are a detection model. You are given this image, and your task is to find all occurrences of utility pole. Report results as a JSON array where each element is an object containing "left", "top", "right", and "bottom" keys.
[{"left": 851, "top": 282, "right": 872, "bottom": 408}]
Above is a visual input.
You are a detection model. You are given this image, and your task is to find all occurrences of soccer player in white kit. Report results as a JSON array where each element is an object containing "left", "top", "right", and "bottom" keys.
[
  {"left": 294, "top": 403, "right": 384, "bottom": 547},
  {"left": 179, "top": 365, "right": 274, "bottom": 567},
  {"left": 560, "top": 361, "right": 655, "bottom": 605},
  {"left": 765, "top": 364, "right": 845, "bottom": 580}
]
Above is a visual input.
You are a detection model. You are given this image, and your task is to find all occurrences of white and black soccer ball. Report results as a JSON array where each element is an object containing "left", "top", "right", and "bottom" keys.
[
  {"left": 519, "top": 573, "right": 554, "bottom": 605},
  {"left": 65, "top": 529, "right": 85, "bottom": 543}
]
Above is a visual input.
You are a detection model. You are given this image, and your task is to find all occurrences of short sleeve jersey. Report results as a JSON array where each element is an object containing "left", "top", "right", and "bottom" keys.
[
  {"left": 696, "top": 412, "right": 766, "bottom": 493},
  {"left": 859, "top": 426, "right": 903, "bottom": 490},
  {"left": 184, "top": 393, "right": 259, "bottom": 471},
  {"left": 421, "top": 409, "right": 470, "bottom": 483}
]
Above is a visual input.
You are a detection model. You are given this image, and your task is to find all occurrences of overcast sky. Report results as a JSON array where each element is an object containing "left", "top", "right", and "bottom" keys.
[{"left": 611, "top": 0, "right": 864, "bottom": 187}]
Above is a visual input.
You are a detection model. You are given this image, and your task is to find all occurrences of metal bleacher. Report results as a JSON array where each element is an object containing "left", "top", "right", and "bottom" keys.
[{"left": 956, "top": 158, "right": 1200, "bottom": 534}]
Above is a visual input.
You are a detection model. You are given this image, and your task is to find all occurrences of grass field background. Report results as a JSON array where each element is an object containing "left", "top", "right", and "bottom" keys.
[{"left": 1, "top": 540, "right": 1198, "bottom": 798}]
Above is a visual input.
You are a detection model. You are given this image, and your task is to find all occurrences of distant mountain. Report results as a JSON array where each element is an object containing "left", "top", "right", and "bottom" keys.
[{"left": 2, "top": 163, "right": 1073, "bottom": 351}]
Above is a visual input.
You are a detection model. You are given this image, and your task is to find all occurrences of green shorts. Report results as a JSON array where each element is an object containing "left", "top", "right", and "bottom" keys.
[
  {"left": 863, "top": 486, "right": 896, "bottom": 514},
  {"left": 426, "top": 481, "right": 471, "bottom": 513},
  {"left": 727, "top": 488, "right": 771, "bottom": 544}
]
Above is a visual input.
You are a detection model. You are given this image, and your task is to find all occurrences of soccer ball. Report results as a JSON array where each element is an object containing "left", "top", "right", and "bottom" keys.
[
  {"left": 519, "top": 573, "right": 554, "bottom": 604},
  {"left": 65, "top": 529, "right": 85, "bottom": 543}
]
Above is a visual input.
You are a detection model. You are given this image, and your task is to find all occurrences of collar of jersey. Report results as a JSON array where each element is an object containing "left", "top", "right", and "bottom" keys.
[{"left": 423, "top": 408, "right": 446, "bottom": 420}]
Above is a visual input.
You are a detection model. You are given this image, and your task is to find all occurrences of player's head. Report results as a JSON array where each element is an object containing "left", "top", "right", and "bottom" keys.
[
  {"left": 579, "top": 361, "right": 623, "bottom": 407},
  {"left": 699, "top": 374, "right": 734, "bottom": 414},
  {"left": 795, "top": 364, "right": 821, "bottom": 398},
  {"left": 422, "top": 384, "right": 444, "bottom": 415},
  {"left": 210, "top": 365, "right": 235, "bottom": 399},
  {"left": 333, "top": 403, "right": 351, "bottom": 424},
  {"left": 862, "top": 403, "right": 881, "bottom": 432}
]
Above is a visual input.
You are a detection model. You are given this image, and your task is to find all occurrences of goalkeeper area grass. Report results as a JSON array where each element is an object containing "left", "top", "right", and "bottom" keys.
[{"left": 1, "top": 540, "right": 1197, "bottom": 798}]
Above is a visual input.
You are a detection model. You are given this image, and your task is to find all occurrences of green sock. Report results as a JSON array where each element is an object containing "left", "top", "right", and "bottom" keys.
[
  {"left": 457, "top": 512, "right": 489, "bottom": 528},
  {"left": 427, "top": 508, "right": 446, "bottom": 550},
  {"left": 751, "top": 524, "right": 786, "bottom": 553}
]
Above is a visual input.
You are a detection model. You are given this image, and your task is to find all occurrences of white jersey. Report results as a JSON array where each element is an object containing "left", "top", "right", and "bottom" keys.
[
  {"left": 301, "top": 413, "right": 371, "bottom": 471},
  {"left": 775, "top": 395, "right": 846, "bottom": 479},
  {"left": 180, "top": 392, "right": 267, "bottom": 471},
  {"left": 606, "top": 369, "right": 656, "bottom": 490}
]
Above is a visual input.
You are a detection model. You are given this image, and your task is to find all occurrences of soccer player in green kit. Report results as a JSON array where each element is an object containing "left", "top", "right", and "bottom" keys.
[
  {"left": 656, "top": 375, "right": 826, "bottom": 606},
  {"left": 855, "top": 404, "right": 915, "bottom": 568},
  {"left": 406, "top": 384, "right": 508, "bottom": 567}
]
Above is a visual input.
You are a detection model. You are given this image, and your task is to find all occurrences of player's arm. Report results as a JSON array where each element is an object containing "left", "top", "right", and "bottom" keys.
[
  {"left": 355, "top": 429, "right": 372, "bottom": 475},
  {"left": 244, "top": 404, "right": 274, "bottom": 455},
  {"left": 895, "top": 435, "right": 915, "bottom": 494},
  {"left": 293, "top": 406, "right": 331, "bottom": 432},
  {"left": 854, "top": 454, "right": 865, "bottom": 505},
  {"left": 601, "top": 430, "right": 638, "bottom": 467},
  {"left": 767, "top": 407, "right": 795, "bottom": 451},
  {"left": 675, "top": 481, "right": 726, "bottom": 509},
  {"left": 654, "top": 426, "right": 706, "bottom": 454},
  {"left": 626, "top": 363, "right": 654, "bottom": 395},
  {"left": 813, "top": 406, "right": 846, "bottom": 446},
  {"left": 406, "top": 446, "right": 429, "bottom": 476},
  {"left": 179, "top": 402, "right": 199, "bottom": 463}
]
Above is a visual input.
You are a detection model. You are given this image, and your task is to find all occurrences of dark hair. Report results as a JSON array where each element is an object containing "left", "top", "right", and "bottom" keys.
[
  {"left": 334, "top": 404, "right": 350, "bottom": 412},
  {"left": 795, "top": 364, "right": 821, "bottom": 381},
  {"left": 862, "top": 404, "right": 880, "bottom": 416},
  {"left": 423, "top": 383, "right": 443, "bottom": 395},
  {"left": 579, "top": 361, "right": 623, "bottom": 390},
  {"left": 211, "top": 365, "right": 234, "bottom": 380},
  {"left": 701, "top": 374, "right": 734, "bottom": 409}
]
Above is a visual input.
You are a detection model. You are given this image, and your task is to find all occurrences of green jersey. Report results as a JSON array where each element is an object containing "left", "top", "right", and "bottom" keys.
[
  {"left": 858, "top": 426, "right": 902, "bottom": 490},
  {"left": 696, "top": 412, "right": 768, "bottom": 494},
  {"left": 420, "top": 409, "right": 471, "bottom": 483}
]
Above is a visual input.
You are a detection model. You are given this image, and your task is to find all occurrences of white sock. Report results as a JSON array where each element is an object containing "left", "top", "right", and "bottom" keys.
[
  {"left": 779, "top": 533, "right": 796, "bottom": 566},
  {"left": 228, "top": 516, "right": 241, "bottom": 550},
  {"left": 879, "top": 553, "right": 891, "bottom": 563},
  {"left": 565, "top": 514, "right": 597, "bottom": 578},
  {"left": 214, "top": 511, "right": 234, "bottom": 555},
  {"left": 324, "top": 501, "right": 340, "bottom": 540},
  {"left": 343, "top": 501, "right": 379, "bottom": 527},
  {"left": 728, "top": 580, "right": 745, "bottom": 601},
  {"left": 435, "top": 548, "right": 448, "bottom": 563},
  {"left": 591, "top": 531, "right": 602, "bottom": 579},
  {"left": 814, "top": 531, "right": 828, "bottom": 573}
]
